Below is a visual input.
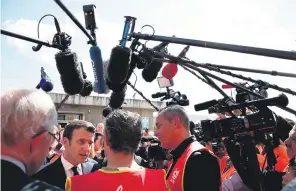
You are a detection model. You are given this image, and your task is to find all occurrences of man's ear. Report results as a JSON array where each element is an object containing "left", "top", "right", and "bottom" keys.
[
  {"left": 103, "top": 133, "right": 108, "bottom": 146},
  {"left": 172, "top": 116, "right": 182, "bottom": 129},
  {"left": 63, "top": 137, "right": 69, "bottom": 148}
]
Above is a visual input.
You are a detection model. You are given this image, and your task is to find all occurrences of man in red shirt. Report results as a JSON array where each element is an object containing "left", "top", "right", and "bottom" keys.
[{"left": 66, "top": 109, "right": 170, "bottom": 191}]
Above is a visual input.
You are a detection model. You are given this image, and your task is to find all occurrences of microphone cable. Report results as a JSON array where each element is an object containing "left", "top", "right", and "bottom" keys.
[{"left": 127, "top": 81, "right": 159, "bottom": 111}]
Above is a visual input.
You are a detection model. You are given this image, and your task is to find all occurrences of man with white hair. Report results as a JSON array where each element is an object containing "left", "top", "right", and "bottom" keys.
[
  {"left": 282, "top": 124, "right": 296, "bottom": 191},
  {"left": 1, "top": 89, "right": 63, "bottom": 191}
]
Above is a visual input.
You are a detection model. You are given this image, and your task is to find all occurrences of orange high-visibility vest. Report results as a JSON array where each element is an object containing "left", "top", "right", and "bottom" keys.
[
  {"left": 221, "top": 166, "right": 237, "bottom": 182},
  {"left": 50, "top": 154, "right": 61, "bottom": 163},
  {"left": 167, "top": 141, "right": 221, "bottom": 191}
]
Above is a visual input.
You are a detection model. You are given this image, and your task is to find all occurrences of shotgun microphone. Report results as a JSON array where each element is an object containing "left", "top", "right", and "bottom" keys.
[
  {"left": 141, "top": 42, "right": 170, "bottom": 82},
  {"left": 109, "top": 86, "right": 127, "bottom": 109},
  {"left": 194, "top": 99, "right": 219, "bottom": 112},
  {"left": 151, "top": 92, "right": 167, "bottom": 98},
  {"left": 107, "top": 46, "right": 131, "bottom": 92},
  {"left": 55, "top": 50, "right": 84, "bottom": 95},
  {"left": 90, "top": 46, "right": 107, "bottom": 94},
  {"left": 79, "top": 62, "right": 93, "bottom": 97},
  {"left": 102, "top": 106, "right": 113, "bottom": 118}
]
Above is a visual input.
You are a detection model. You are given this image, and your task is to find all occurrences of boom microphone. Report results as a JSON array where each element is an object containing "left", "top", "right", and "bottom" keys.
[
  {"left": 194, "top": 99, "right": 219, "bottom": 112},
  {"left": 36, "top": 67, "right": 54, "bottom": 92},
  {"left": 216, "top": 94, "right": 289, "bottom": 113},
  {"left": 90, "top": 46, "right": 107, "bottom": 94},
  {"left": 107, "top": 46, "right": 131, "bottom": 91},
  {"left": 151, "top": 92, "right": 167, "bottom": 98},
  {"left": 102, "top": 106, "right": 112, "bottom": 118},
  {"left": 141, "top": 42, "right": 170, "bottom": 82},
  {"left": 80, "top": 80, "right": 93, "bottom": 97},
  {"left": 109, "top": 86, "right": 127, "bottom": 109},
  {"left": 79, "top": 62, "right": 93, "bottom": 97},
  {"left": 162, "top": 46, "right": 190, "bottom": 79},
  {"left": 55, "top": 50, "right": 84, "bottom": 95}
]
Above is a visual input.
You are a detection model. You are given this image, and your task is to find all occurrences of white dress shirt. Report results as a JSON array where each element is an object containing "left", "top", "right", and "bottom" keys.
[{"left": 61, "top": 155, "right": 83, "bottom": 177}]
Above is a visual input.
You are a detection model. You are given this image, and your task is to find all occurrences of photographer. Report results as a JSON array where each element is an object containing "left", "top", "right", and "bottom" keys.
[{"left": 155, "top": 105, "right": 221, "bottom": 191}]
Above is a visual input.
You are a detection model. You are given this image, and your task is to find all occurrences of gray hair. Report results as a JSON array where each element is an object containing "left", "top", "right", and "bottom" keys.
[
  {"left": 158, "top": 105, "right": 189, "bottom": 128},
  {"left": 1, "top": 89, "right": 58, "bottom": 146},
  {"left": 104, "top": 109, "right": 142, "bottom": 154}
]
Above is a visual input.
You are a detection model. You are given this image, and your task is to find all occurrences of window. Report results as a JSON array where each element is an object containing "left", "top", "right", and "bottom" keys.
[
  {"left": 58, "top": 113, "right": 83, "bottom": 121},
  {"left": 58, "top": 114, "right": 66, "bottom": 120},
  {"left": 67, "top": 114, "right": 82, "bottom": 120}
]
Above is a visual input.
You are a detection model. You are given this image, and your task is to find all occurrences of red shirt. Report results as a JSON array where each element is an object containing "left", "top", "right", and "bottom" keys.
[{"left": 66, "top": 167, "right": 170, "bottom": 191}]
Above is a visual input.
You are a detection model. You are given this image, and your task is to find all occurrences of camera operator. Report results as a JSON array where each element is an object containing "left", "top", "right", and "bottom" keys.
[{"left": 155, "top": 105, "right": 221, "bottom": 191}]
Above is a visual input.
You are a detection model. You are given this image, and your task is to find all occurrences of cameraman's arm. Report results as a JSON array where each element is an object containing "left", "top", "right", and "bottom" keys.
[{"left": 184, "top": 151, "right": 221, "bottom": 191}]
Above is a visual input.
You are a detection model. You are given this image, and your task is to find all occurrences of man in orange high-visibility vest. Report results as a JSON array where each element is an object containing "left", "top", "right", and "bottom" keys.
[{"left": 154, "top": 105, "right": 221, "bottom": 191}]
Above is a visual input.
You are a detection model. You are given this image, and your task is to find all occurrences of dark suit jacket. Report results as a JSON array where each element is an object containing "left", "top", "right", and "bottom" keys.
[
  {"left": 1, "top": 160, "right": 62, "bottom": 191},
  {"left": 32, "top": 157, "right": 99, "bottom": 189}
]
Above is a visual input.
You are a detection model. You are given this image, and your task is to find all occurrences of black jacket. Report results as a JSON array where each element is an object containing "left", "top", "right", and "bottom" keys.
[
  {"left": 167, "top": 136, "right": 221, "bottom": 191},
  {"left": 1, "top": 159, "right": 62, "bottom": 191},
  {"left": 32, "top": 157, "right": 99, "bottom": 189}
]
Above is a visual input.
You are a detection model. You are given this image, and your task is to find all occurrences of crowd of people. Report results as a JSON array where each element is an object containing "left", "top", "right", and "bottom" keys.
[{"left": 1, "top": 88, "right": 296, "bottom": 191}]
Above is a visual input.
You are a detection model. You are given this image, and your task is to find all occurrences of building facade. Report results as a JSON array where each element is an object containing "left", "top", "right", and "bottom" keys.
[{"left": 48, "top": 93, "right": 166, "bottom": 130}]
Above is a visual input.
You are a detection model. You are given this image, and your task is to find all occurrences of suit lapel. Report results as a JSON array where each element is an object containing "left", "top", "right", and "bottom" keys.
[{"left": 53, "top": 157, "right": 67, "bottom": 189}]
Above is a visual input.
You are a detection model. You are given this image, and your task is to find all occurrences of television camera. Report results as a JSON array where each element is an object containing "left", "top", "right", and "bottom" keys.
[
  {"left": 112, "top": 16, "right": 295, "bottom": 190},
  {"left": 151, "top": 76, "right": 189, "bottom": 107},
  {"left": 138, "top": 135, "right": 169, "bottom": 169}
]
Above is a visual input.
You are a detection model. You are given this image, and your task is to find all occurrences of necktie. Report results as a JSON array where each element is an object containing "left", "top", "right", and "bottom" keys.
[{"left": 71, "top": 166, "right": 79, "bottom": 176}]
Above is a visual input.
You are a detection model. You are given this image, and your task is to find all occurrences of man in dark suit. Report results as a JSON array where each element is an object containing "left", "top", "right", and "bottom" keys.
[
  {"left": 1, "top": 88, "right": 63, "bottom": 191},
  {"left": 33, "top": 120, "right": 99, "bottom": 189}
]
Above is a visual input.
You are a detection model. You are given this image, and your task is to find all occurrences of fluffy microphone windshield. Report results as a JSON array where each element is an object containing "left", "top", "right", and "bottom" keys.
[
  {"left": 109, "top": 85, "right": 127, "bottom": 109},
  {"left": 142, "top": 57, "right": 163, "bottom": 82},
  {"left": 55, "top": 51, "right": 84, "bottom": 95},
  {"left": 102, "top": 106, "right": 112, "bottom": 118},
  {"left": 80, "top": 80, "right": 93, "bottom": 97},
  {"left": 105, "top": 52, "right": 137, "bottom": 93},
  {"left": 107, "top": 46, "right": 131, "bottom": 87}
]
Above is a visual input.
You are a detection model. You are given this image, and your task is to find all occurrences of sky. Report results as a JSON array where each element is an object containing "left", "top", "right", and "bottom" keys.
[{"left": 1, "top": 0, "right": 296, "bottom": 120}]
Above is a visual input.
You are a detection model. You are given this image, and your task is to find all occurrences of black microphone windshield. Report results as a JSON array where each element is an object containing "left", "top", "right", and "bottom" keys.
[
  {"left": 102, "top": 106, "right": 112, "bottom": 118},
  {"left": 142, "top": 58, "right": 163, "bottom": 82},
  {"left": 151, "top": 92, "right": 167, "bottom": 98},
  {"left": 107, "top": 46, "right": 131, "bottom": 87},
  {"left": 106, "top": 52, "right": 137, "bottom": 93},
  {"left": 55, "top": 51, "right": 84, "bottom": 95},
  {"left": 109, "top": 86, "right": 127, "bottom": 109},
  {"left": 80, "top": 80, "right": 93, "bottom": 97}
]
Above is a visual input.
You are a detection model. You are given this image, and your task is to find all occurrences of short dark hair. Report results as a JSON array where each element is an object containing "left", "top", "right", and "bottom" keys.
[
  {"left": 94, "top": 132, "right": 103, "bottom": 142},
  {"left": 104, "top": 109, "right": 142, "bottom": 154},
  {"left": 158, "top": 105, "right": 189, "bottom": 128},
  {"left": 63, "top": 120, "right": 96, "bottom": 140}
]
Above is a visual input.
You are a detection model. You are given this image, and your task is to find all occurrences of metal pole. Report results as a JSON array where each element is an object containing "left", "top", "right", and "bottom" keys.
[
  {"left": 130, "top": 33, "right": 296, "bottom": 61},
  {"left": 53, "top": 0, "right": 95, "bottom": 44},
  {"left": 1, "top": 29, "right": 53, "bottom": 47}
]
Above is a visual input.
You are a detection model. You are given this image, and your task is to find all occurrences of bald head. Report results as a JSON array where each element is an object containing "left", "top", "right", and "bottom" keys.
[{"left": 1, "top": 89, "right": 58, "bottom": 146}]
